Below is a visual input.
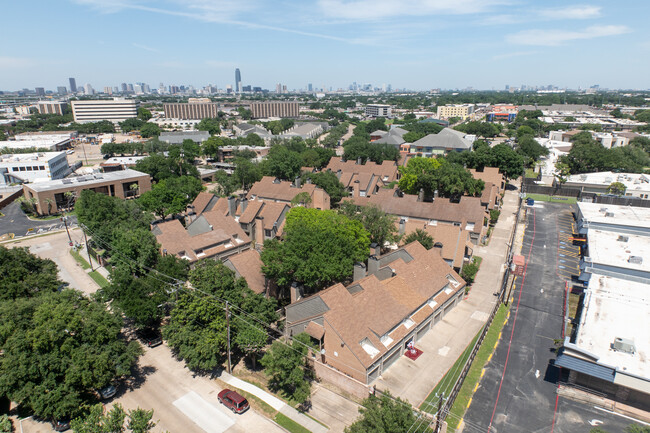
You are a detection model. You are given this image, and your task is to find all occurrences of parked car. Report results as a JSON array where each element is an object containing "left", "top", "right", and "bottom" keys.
[
  {"left": 51, "top": 418, "right": 70, "bottom": 432},
  {"left": 136, "top": 328, "right": 163, "bottom": 348},
  {"left": 217, "top": 389, "right": 249, "bottom": 414},
  {"left": 98, "top": 384, "right": 117, "bottom": 400}
]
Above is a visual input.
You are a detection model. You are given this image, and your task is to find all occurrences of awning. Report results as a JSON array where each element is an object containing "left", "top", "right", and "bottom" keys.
[{"left": 556, "top": 353, "right": 615, "bottom": 382}]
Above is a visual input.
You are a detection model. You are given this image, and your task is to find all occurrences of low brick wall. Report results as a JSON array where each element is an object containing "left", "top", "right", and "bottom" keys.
[
  {"left": 309, "top": 357, "right": 370, "bottom": 400},
  {"left": 0, "top": 188, "right": 23, "bottom": 209}
]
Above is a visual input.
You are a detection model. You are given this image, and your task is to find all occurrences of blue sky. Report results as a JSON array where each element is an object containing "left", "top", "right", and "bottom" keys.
[{"left": 1, "top": 0, "right": 649, "bottom": 91}]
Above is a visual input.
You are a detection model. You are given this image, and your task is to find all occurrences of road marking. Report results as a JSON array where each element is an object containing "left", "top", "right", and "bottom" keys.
[
  {"left": 173, "top": 391, "right": 234, "bottom": 433},
  {"left": 593, "top": 406, "right": 650, "bottom": 426},
  {"left": 540, "top": 289, "right": 544, "bottom": 293},
  {"left": 589, "top": 420, "right": 603, "bottom": 426},
  {"left": 535, "top": 370, "right": 540, "bottom": 379}
]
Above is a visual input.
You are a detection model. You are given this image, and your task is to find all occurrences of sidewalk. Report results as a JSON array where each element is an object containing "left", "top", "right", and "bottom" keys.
[
  {"left": 220, "top": 372, "right": 329, "bottom": 433},
  {"left": 372, "top": 181, "right": 523, "bottom": 407}
]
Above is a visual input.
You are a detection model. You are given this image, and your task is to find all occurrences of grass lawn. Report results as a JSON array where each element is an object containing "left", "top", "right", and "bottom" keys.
[
  {"left": 70, "top": 249, "right": 91, "bottom": 270},
  {"left": 525, "top": 168, "right": 538, "bottom": 178},
  {"left": 524, "top": 193, "right": 577, "bottom": 204},
  {"left": 566, "top": 292, "right": 581, "bottom": 337},
  {"left": 274, "top": 413, "right": 312, "bottom": 433},
  {"left": 445, "top": 304, "right": 509, "bottom": 431},
  {"left": 89, "top": 271, "right": 109, "bottom": 288},
  {"left": 420, "top": 332, "right": 481, "bottom": 413},
  {"left": 472, "top": 256, "right": 483, "bottom": 268}
]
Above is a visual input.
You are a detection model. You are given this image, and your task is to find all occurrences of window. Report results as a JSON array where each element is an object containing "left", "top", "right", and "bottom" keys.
[
  {"left": 12, "top": 167, "right": 18, "bottom": 172},
  {"left": 380, "top": 335, "right": 393, "bottom": 347},
  {"left": 466, "top": 222, "right": 475, "bottom": 231},
  {"left": 453, "top": 222, "right": 461, "bottom": 227},
  {"left": 26, "top": 166, "right": 32, "bottom": 171},
  {"left": 39, "top": 166, "right": 45, "bottom": 170},
  {"left": 19, "top": 167, "right": 25, "bottom": 171}
]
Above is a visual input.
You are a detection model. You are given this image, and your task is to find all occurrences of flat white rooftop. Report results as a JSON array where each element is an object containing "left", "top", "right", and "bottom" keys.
[
  {"left": 586, "top": 229, "right": 650, "bottom": 274},
  {"left": 575, "top": 275, "right": 650, "bottom": 380},
  {"left": 25, "top": 169, "right": 148, "bottom": 192},
  {"left": 566, "top": 172, "right": 650, "bottom": 192},
  {"left": 0, "top": 139, "right": 66, "bottom": 150},
  {"left": 577, "top": 202, "right": 650, "bottom": 235},
  {"left": 0, "top": 151, "right": 64, "bottom": 163},
  {"left": 102, "top": 156, "right": 146, "bottom": 165}
]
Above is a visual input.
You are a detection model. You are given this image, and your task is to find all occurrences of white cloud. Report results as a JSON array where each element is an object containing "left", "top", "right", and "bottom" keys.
[
  {"left": 537, "top": 5, "right": 601, "bottom": 20},
  {"left": 317, "top": 0, "right": 506, "bottom": 20},
  {"left": 506, "top": 25, "right": 631, "bottom": 46},
  {"left": 132, "top": 43, "right": 159, "bottom": 53}
]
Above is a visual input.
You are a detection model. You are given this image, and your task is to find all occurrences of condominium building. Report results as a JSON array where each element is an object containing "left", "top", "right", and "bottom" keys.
[
  {"left": 250, "top": 101, "right": 299, "bottom": 119},
  {"left": 365, "top": 104, "right": 392, "bottom": 118},
  {"left": 437, "top": 104, "right": 475, "bottom": 120},
  {"left": 37, "top": 101, "right": 68, "bottom": 115},
  {"left": 163, "top": 98, "right": 219, "bottom": 119},
  {"left": 71, "top": 98, "right": 138, "bottom": 123},
  {"left": 0, "top": 152, "right": 70, "bottom": 185}
]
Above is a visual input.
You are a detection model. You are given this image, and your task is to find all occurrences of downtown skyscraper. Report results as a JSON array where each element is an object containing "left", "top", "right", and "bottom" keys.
[{"left": 235, "top": 68, "right": 242, "bottom": 94}]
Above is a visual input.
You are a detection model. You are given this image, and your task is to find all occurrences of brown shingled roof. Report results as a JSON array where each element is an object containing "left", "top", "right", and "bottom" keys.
[
  {"left": 247, "top": 176, "right": 330, "bottom": 209},
  {"left": 224, "top": 249, "right": 266, "bottom": 295}
]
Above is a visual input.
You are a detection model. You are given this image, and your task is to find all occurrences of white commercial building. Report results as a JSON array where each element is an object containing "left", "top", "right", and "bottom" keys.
[
  {"left": 71, "top": 98, "right": 139, "bottom": 123},
  {"left": 0, "top": 139, "right": 69, "bottom": 152},
  {"left": 0, "top": 152, "right": 70, "bottom": 185},
  {"left": 580, "top": 229, "right": 650, "bottom": 284},
  {"left": 564, "top": 172, "right": 650, "bottom": 199},
  {"left": 576, "top": 202, "right": 650, "bottom": 237},
  {"left": 365, "top": 104, "right": 392, "bottom": 118}
]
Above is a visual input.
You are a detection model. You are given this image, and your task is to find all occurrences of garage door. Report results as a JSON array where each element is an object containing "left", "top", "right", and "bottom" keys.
[
  {"left": 368, "top": 365, "right": 381, "bottom": 383},
  {"left": 416, "top": 320, "right": 431, "bottom": 341},
  {"left": 383, "top": 347, "right": 402, "bottom": 370},
  {"left": 444, "top": 302, "right": 454, "bottom": 316},
  {"left": 434, "top": 312, "right": 441, "bottom": 324}
]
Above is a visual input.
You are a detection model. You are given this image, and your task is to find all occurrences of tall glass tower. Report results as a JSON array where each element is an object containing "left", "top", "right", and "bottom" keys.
[
  {"left": 235, "top": 68, "right": 242, "bottom": 93},
  {"left": 69, "top": 77, "right": 77, "bottom": 93}
]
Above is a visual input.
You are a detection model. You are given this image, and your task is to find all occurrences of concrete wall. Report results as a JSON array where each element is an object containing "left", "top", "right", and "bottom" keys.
[{"left": 309, "top": 357, "right": 371, "bottom": 400}]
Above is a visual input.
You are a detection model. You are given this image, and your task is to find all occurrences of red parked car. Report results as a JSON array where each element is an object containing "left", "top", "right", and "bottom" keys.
[{"left": 218, "top": 389, "right": 249, "bottom": 414}]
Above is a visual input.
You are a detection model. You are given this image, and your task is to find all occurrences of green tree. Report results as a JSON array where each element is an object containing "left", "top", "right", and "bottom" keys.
[
  {"left": 606, "top": 181, "right": 626, "bottom": 196},
  {"left": 304, "top": 171, "right": 347, "bottom": 206},
  {"left": 0, "top": 414, "right": 12, "bottom": 433},
  {"left": 345, "top": 392, "right": 428, "bottom": 433},
  {"left": 403, "top": 131, "right": 425, "bottom": 143},
  {"left": 490, "top": 143, "right": 525, "bottom": 179},
  {"left": 402, "top": 229, "right": 434, "bottom": 250},
  {"left": 139, "top": 123, "right": 160, "bottom": 138},
  {"left": 261, "top": 208, "right": 370, "bottom": 292},
  {"left": 266, "top": 146, "right": 303, "bottom": 181},
  {"left": 135, "top": 153, "right": 199, "bottom": 181},
  {"left": 339, "top": 203, "right": 397, "bottom": 248},
  {"left": 201, "top": 136, "right": 224, "bottom": 159},
  {"left": 111, "top": 227, "right": 160, "bottom": 274},
  {"left": 212, "top": 170, "right": 236, "bottom": 197},
  {"left": 260, "top": 333, "right": 313, "bottom": 404},
  {"left": 461, "top": 259, "right": 480, "bottom": 284},
  {"left": 517, "top": 135, "right": 549, "bottom": 162},
  {"left": 137, "top": 107, "right": 152, "bottom": 121},
  {"left": 126, "top": 408, "right": 156, "bottom": 433},
  {"left": 196, "top": 118, "right": 221, "bottom": 135},
  {"left": 138, "top": 176, "right": 203, "bottom": 220},
  {"left": 365, "top": 118, "right": 388, "bottom": 133},
  {"left": 0, "top": 291, "right": 142, "bottom": 421},
  {"left": 71, "top": 403, "right": 126, "bottom": 433},
  {"left": 234, "top": 158, "right": 262, "bottom": 191},
  {"left": 554, "top": 161, "right": 571, "bottom": 185},
  {"left": 119, "top": 118, "right": 145, "bottom": 133},
  {"left": 0, "top": 246, "right": 61, "bottom": 301}
]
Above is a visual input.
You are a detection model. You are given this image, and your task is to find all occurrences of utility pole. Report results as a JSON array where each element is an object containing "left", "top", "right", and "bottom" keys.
[
  {"left": 82, "top": 226, "right": 93, "bottom": 271},
  {"left": 226, "top": 301, "right": 232, "bottom": 374},
  {"left": 435, "top": 392, "right": 444, "bottom": 433},
  {"left": 61, "top": 216, "right": 72, "bottom": 245}
]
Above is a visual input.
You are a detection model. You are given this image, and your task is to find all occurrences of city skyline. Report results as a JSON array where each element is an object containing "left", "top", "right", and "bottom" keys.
[{"left": 1, "top": 0, "right": 649, "bottom": 91}]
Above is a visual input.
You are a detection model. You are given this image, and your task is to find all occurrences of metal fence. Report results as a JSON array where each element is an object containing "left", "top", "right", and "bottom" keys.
[{"left": 439, "top": 183, "right": 524, "bottom": 423}]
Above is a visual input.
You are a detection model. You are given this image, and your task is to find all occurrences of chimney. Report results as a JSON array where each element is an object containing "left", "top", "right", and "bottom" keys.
[
  {"left": 305, "top": 178, "right": 312, "bottom": 184},
  {"left": 290, "top": 282, "right": 303, "bottom": 303},
  {"left": 336, "top": 169, "right": 342, "bottom": 179},
  {"left": 353, "top": 180, "right": 360, "bottom": 197},
  {"left": 434, "top": 189, "right": 439, "bottom": 199},
  {"left": 227, "top": 196, "right": 237, "bottom": 216},
  {"left": 368, "top": 255, "right": 380, "bottom": 276},
  {"left": 370, "top": 242, "right": 380, "bottom": 256},
  {"left": 399, "top": 218, "right": 406, "bottom": 235},
  {"left": 418, "top": 188, "right": 424, "bottom": 202},
  {"left": 357, "top": 157, "right": 362, "bottom": 165},
  {"left": 353, "top": 262, "right": 366, "bottom": 282},
  {"left": 294, "top": 176, "right": 301, "bottom": 188},
  {"left": 241, "top": 198, "right": 248, "bottom": 212}
]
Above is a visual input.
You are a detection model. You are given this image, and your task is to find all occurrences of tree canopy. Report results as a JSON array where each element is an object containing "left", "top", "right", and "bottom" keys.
[
  {"left": 339, "top": 203, "right": 398, "bottom": 248},
  {"left": 398, "top": 157, "right": 484, "bottom": 200},
  {"left": 303, "top": 171, "right": 347, "bottom": 206},
  {"left": 345, "top": 392, "right": 429, "bottom": 433},
  {"left": 138, "top": 175, "right": 203, "bottom": 220},
  {"left": 403, "top": 229, "right": 434, "bottom": 250},
  {"left": 261, "top": 208, "right": 370, "bottom": 292},
  {"left": 71, "top": 403, "right": 157, "bottom": 433},
  {"left": 260, "top": 333, "right": 313, "bottom": 404},
  {"left": 0, "top": 291, "right": 142, "bottom": 420},
  {"left": 196, "top": 118, "right": 221, "bottom": 135},
  {"left": 0, "top": 246, "right": 61, "bottom": 301}
]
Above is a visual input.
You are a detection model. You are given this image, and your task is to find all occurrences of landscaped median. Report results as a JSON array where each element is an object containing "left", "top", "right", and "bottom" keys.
[
  {"left": 420, "top": 304, "right": 510, "bottom": 431},
  {"left": 524, "top": 193, "right": 577, "bottom": 204}
]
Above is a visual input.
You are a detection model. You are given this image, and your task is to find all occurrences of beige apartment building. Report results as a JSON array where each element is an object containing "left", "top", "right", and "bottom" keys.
[
  {"left": 163, "top": 98, "right": 220, "bottom": 119},
  {"left": 250, "top": 101, "right": 299, "bottom": 119},
  {"left": 71, "top": 99, "right": 139, "bottom": 123},
  {"left": 437, "top": 104, "right": 475, "bottom": 120}
]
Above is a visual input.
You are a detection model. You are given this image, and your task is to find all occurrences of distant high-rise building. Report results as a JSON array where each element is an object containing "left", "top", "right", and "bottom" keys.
[
  {"left": 226, "top": 85, "right": 233, "bottom": 94},
  {"left": 121, "top": 83, "right": 128, "bottom": 93},
  {"left": 308, "top": 83, "right": 313, "bottom": 92},
  {"left": 127, "top": 83, "right": 134, "bottom": 93},
  {"left": 143, "top": 83, "right": 151, "bottom": 93},
  {"left": 275, "top": 83, "right": 282, "bottom": 94},
  {"left": 104, "top": 87, "right": 113, "bottom": 95},
  {"left": 133, "top": 84, "right": 143, "bottom": 94},
  {"left": 113, "top": 86, "right": 119, "bottom": 94},
  {"left": 57, "top": 86, "right": 67, "bottom": 95},
  {"left": 235, "top": 68, "right": 242, "bottom": 93},
  {"left": 69, "top": 77, "right": 77, "bottom": 93},
  {"left": 35, "top": 87, "right": 45, "bottom": 96},
  {"left": 84, "top": 83, "right": 94, "bottom": 95},
  {"left": 282, "top": 85, "right": 287, "bottom": 94},
  {"left": 242, "top": 85, "right": 251, "bottom": 92}
]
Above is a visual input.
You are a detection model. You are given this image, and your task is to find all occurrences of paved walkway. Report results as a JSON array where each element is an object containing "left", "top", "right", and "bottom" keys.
[
  {"left": 220, "top": 372, "right": 329, "bottom": 433},
  {"left": 373, "top": 181, "right": 523, "bottom": 407}
]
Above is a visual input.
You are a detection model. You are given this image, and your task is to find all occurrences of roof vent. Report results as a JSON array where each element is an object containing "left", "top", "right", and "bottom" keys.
[
  {"left": 617, "top": 235, "right": 629, "bottom": 242},
  {"left": 605, "top": 212, "right": 614, "bottom": 217},
  {"left": 628, "top": 256, "right": 643, "bottom": 265},
  {"left": 612, "top": 337, "right": 635, "bottom": 354}
]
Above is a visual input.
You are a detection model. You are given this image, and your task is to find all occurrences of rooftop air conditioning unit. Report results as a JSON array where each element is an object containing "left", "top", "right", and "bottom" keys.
[
  {"left": 617, "top": 235, "right": 629, "bottom": 242},
  {"left": 628, "top": 256, "right": 643, "bottom": 265},
  {"left": 612, "top": 337, "right": 635, "bottom": 354}
]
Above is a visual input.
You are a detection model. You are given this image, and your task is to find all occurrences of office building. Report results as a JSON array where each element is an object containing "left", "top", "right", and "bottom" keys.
[
  {"left": 121, "top": 83, "right": 128, "bottom": 93},
  {"left": 57, "top": 86, "right": 67, "bottom": 95},
  {"left": 37, "top": 101, "right": 68, "bottom": 116},
  {"left": 0, "top": 152, "right": 70, "bottom": 185},
  {"left": 235, "top": 68, "right": 242, "bottom": 94},
  {"left": 22, "top": 169, "right": 151, "bottom": 215},
  {"left": 103, "top": 87, "right": 113, "bottom": 95},
  {"left": 308, "top": 83, "right": 313, "bottom": 92},
  {"left": 84, "top": 83, "right": 94, "bottom": 95},
  {"left": 35, "top": 87, "right": 45, "bottom": 96},
  {"left": 71, "top": 98, "right": 138, "bottom": 123},
  {"left": 163, "top": 98, "right": 219, "bottom": 120},
  {"left": 365, "top": 104, "right": 392, "bottom": 118},
  {"left": 68, "top": 77, "right": 77, "bottom": 93},
  {"left": 275, "top": 83, "right": 282, "bottom": 94},
  {"left": 250, "top": 101, "right": 299, "bottom": 119},
  {"left": 437, "top": 104, "right": 475, "bottom": 120}
]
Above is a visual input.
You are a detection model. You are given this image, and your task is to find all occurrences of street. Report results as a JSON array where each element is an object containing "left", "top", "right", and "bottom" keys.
[{"left": 462, "top": 203, "right": 631, "bottom": 433}]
